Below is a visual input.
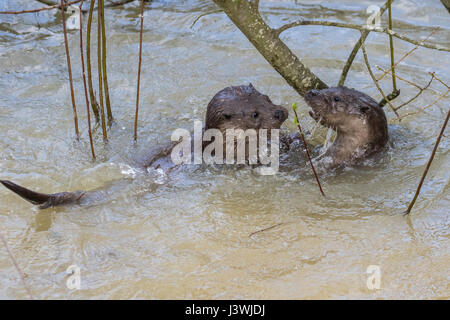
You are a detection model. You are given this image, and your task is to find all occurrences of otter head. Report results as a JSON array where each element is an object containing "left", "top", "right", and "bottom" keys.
[
  {"left": 205, "top": 83, "right": 288, "bottom": 134},
  {"left": 305, "top": 86, "right": 388, "bottom": 166}
]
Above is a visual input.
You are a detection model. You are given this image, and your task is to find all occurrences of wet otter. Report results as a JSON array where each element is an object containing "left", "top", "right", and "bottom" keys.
[
  {"left": 305, "top": 86, "right": 388, "bottom": 169},
  {"left": 1, "top": 84, "right": 288, "bottom": 208}
]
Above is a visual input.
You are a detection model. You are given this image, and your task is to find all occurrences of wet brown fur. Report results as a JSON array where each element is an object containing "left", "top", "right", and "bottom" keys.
[
  {"left": 305, "top": 86, "right": 388, "bottom": 168},
  {"left": 1, "top": 84, "right": 288, "bottom": 208}
]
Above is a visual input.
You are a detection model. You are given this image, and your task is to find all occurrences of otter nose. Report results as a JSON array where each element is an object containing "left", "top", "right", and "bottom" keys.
[
  {"left": 308, "top": 89, "right": 319, "bottom": 97},
  {"left": 274, "top": 109, "right": 287, "bottom": 121}
]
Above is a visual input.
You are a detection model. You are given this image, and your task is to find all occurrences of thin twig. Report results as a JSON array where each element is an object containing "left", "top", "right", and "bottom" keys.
[
  {"left": 338, "top": 0, "right": 393, "bottom": 86},
  {"left": 134, "top": 0, "right": 145, "bottom": 142},
  {"left": 433, "top": 73, "right": 450, "bottom": 90},
  {"left": 376, "top": 66, "right": 425, "bottom": 90},
  {"left": 404, "top": 110, "right": 449, "bottom": 215},
  {"left": 190, "top": 9, "right": 223, "bottom": 28},
  {"left": 61, "top": 0, "right": 80, "bottom": 140},
  {"left": 0, "top": 0, "right": 82, "bottom": 14},
  {"left": 275, "top": 21, "right": 448, "bottom": 52},
  {"left": 249, "top": 223, "right": 284, "bottom": 238},
  {"left": 86, "top": 0, "right": 100, "bottom": 123},
  {"left": 0, "top": 232, "right": 34, "bottom": 299},
  {"left": 394, "top": 76, "right": 434, "bottom": 111},
  {"left": 377, "top": 27, "right": 440, "bottom": 81},
  {"left": 360, "top": 41, "right": 401, "bottom": 119},
  {"left": 399, "top": 88, "right": 450, "bottom": 120},
  {"left": 106, "top": 0, "right": 135, "bottom": 6},
  {"left": 292, "top": 104, "right": 325, "bottom": 197},
  {"left": 376, "top": 66, "right": 435, "bottom": 111},
  {"left": 79, "top": 0, "right": 96, "bottom": 159}
]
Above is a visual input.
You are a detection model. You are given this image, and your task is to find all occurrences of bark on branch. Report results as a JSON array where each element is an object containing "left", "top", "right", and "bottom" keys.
[{"left": 212, "top": 0, "right": 328, "bottom": 96}]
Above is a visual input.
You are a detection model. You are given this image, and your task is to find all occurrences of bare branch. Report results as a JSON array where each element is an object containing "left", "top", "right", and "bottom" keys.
[
  {"left": 404, "top": 110, "right": 449, "bottom": 215},
  {"left": 377, "top": 28, "right": 440, "bottom": 81},
  {"left": 360, "top": 42, "right": 400, "bottom": 119},
  {"left": 190, "top": 9, "right": 223, "bottom": 29},
  {"left": 376, "top": 66, "right": 435, "bottom": 111},
  {"left": 339, "top": 0, "right": 393, "bottom": 86},
  {"left": 399, "top": 88, "right": 450, "bottom": 120},
  {"left": 275, "top": 21, "right": 448, "bottom": 52},
  {"left": 0, "top": 0, "right": 82, "bottom": 14}
]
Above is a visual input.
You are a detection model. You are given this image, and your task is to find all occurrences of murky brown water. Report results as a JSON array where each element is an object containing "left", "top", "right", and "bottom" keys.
[{"left": 0, "top": 0, "right": 449, "bottom": 299}]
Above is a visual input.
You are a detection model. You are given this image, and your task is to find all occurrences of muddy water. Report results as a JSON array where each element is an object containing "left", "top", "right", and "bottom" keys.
[{"left": 0, "top": 0, "right": 448, "bottom": 299}]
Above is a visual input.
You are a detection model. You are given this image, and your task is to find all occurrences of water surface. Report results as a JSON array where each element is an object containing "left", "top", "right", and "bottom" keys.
[{"left": 0, "top": 0, "right": 448, "bottom": 299}]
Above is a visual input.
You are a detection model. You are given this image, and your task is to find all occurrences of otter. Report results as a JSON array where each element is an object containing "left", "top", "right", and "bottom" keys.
[
  {"left": 1, "top": 84, "right": 288, "bottom": 209},
  {"left": 305, "top": 86, "right": 388, "bottom": 169}
]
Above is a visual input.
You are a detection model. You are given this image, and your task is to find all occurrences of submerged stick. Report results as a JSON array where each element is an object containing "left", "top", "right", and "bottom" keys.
[
  {"left": 61, "top": 0, "right": 80, "bottom": 140},
  {"left": 404, "top": 110, "right": 449, "bottom": 215},
  {"left": 79, "top": 0, "right": 96, "bottom": 159},
  {"left": 0, "top": 232, "right": 34, "bottom": 299},
  {"left": 292, "top": 103, "right": 325, "bottom": 197},
  {"left": 134, "top": 0, "right": 145, "bottom": 142},
  {"left": 249, "top": 223, "right": 284, "bottom": 238},
  {"left": 97, "top": 0, "right": 108, "bottom": 141},
  {"left": 86, "top": 0, "right": 100, "bottom": 123},
  {"left": 100, "top": 0, "right": 113, "bottom": 124}
]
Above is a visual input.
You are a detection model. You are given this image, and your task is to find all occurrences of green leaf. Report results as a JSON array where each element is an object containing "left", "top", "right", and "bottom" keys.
[
  {"left": 292, "top": 102, "right": 298, "bottom": 111},
  {"left": 292, "top": 117, "right": 299, "bottom": 125}
]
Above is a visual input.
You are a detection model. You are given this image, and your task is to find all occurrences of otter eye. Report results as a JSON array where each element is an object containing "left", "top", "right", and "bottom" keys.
[
  {"left": 252, "top": 112, "right": 259, "bottom": 119},
  {"left": 359, "top": 105, "right": 370, "bottom": 113},
  {"left": 333, "top": 96, "right": 341, "bottom": 102},
  {"left": 224, "top": 114, "right": 232, "bottom": 120}
]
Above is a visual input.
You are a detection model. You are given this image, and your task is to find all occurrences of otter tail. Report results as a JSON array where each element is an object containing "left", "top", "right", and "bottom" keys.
[{"left": 0, "top": 180, "right": 85, "bottom": 209}]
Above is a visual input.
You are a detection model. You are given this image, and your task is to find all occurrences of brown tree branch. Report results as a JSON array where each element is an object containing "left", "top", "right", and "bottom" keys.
[{"left": 213, "top": 0, "right": 327, "bottom": 96}]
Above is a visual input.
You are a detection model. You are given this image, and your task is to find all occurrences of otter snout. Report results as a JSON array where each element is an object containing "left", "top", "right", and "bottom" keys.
[
  {"left": 305, "top": 89, "right": 321, "bottom": 102},
  {"left": 274, "top": 108, "right": 288, "bottom": 122}
]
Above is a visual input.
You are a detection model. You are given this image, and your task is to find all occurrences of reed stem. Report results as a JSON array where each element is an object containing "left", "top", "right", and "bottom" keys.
[
  {"left": 86, "top": 0, "right": 100, "bottom": 122},
  {"left": 97, "top": 0, "right": 108, "bottom": 141},
  {"left": 292, "top": 104, "right": 325, "bottom": 197},
  {"left": 100, "top": 0, "right": 113, "bottom": 124},
  {"left": 79, "top": 0, "right": 96, "bottom": 159},
  {"left": 134, "top": 0, "right": 145, "bottom": 141},
  {"left": 61, "top": 0, "right": 80, "bottom": 140}
]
